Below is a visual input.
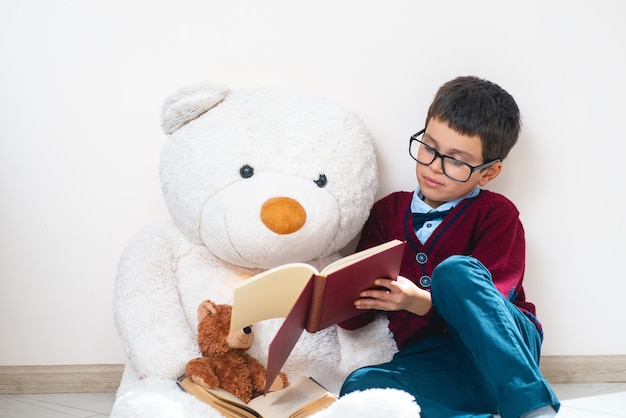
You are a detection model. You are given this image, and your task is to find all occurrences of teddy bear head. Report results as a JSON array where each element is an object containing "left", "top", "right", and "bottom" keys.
[
  {"left": 159, "top": 82, "right": 378, "bottom": 269},
  {"left": 196, "top": 300, "right": 254, "bottom": 356}
]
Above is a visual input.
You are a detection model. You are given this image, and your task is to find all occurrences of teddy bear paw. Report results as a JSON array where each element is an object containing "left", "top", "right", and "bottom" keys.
[{"left": 267, "top": 371, "right": 289, "bottom": 392}]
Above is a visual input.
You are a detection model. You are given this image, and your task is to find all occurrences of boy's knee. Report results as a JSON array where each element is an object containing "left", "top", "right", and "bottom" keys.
[{"left": 431, "top": 255, "right": 492, "bottom": 297}]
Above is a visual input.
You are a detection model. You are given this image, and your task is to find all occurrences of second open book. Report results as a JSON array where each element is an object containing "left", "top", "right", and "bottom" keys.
[
  {"left": 230, "top": 239, "right": 406, "bottom": 393},
  {"left": 178, "top": 375, "right": 336, "bottom": 418}
]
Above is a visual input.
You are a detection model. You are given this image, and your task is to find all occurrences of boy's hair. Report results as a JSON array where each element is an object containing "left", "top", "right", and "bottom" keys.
[{"left": 425, "top": 76, "right": 521, "bottom": 162}]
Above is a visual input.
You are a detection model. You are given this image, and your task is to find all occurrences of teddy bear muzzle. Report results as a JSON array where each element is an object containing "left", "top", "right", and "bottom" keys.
[
  {"left": 227, "top": 325, "right": 255, "bottom": 349},
  {"left": 260, "top": 197, "right": 306, "bottom": 235}
]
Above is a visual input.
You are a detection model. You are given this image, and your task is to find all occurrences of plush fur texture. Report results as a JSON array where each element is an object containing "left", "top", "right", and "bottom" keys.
[
  {"left": 112, "top": 82, "right": 418, "bottom": 417},
  {"left": 185, "top": 300, "right": 288, "bottom": 403}
]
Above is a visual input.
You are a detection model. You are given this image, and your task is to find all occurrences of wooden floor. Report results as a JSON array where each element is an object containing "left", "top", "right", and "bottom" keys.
[{"left": 1, "top": 383, "right": 625, "bottom": 417}]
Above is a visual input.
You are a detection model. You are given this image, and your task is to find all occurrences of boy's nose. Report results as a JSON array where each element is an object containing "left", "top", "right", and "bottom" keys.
[{"left": 430, "top": 156, "right": 445, "bottom": 172}]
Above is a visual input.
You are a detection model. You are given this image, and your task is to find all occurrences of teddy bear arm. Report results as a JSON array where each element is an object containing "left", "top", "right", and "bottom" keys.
[{"left": 114, "top": 224, "right": 199, "bottom": 379}]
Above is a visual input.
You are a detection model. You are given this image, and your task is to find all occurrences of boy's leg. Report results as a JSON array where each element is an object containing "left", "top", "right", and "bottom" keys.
[
  {"left": 430, "top": 255, "right": 560, "bottom": 418},
  {"left": 340, "top": 335, "right": 496, "bottom": 418}
]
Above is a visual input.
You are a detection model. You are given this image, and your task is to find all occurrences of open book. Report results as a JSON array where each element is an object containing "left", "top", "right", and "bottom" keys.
[
  {"left": 230, "top": 239, "right": 406, "bottom": 393},
  {"left": 178, "top": 375, "right": 336, "bottom": 418}
]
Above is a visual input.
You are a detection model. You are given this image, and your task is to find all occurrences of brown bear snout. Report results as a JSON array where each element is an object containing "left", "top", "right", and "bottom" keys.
[{"left": 227, "top": 325, "right": 254, "bottom": 349}]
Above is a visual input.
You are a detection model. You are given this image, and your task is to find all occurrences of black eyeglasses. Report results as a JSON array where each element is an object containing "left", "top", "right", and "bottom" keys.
[{"left": 409, "top": 129, "right": 499, "bottom": 183}]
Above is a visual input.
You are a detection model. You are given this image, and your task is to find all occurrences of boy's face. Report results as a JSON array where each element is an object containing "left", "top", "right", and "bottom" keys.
[{"left": 416, "top": 118, "right": 502, "bottom": 208}]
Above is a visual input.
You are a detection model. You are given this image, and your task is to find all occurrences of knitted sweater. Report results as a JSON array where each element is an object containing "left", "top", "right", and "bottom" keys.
[{"left": 340, "top": 190, "right": 541, "bottom": 350}]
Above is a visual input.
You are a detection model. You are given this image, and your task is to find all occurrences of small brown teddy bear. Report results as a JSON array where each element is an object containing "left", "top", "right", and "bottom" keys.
[{"left": 185, "top": 300, "right": 289, "bottom": 403}]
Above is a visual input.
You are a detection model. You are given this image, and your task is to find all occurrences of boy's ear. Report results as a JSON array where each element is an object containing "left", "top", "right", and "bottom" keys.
[{"left": 478, "top": 161, "right": 502, "bottom": 186}]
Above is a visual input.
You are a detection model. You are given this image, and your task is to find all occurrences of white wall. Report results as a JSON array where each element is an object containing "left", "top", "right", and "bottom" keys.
[{"left": 1, "top": 0, "right": 624, "bottom": 366}]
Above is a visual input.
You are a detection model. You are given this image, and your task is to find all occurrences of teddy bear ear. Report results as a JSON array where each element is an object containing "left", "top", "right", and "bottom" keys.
[
  {"left": 197, "top": 299, "right": 218, "bottom": 322},
  {"left": 160, "top": 82, "right": 231, "bottom": 135}
]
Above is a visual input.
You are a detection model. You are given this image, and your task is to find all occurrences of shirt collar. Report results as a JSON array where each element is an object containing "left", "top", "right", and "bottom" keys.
[{"left": 411, "top": 185, "right": 480, "bottom": 214}]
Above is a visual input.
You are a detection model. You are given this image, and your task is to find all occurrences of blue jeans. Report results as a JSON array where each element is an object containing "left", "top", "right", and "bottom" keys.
[{"left": 340, "top": 255, "right": 560, "bottom": 418}]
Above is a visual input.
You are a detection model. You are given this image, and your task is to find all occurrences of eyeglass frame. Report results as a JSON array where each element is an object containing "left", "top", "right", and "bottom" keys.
[{"left": 409, "top": 129, "right": 500, "bottom": 183}]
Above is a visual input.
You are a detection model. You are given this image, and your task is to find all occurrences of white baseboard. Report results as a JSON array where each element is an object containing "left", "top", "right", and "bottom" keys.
[{"left": 1, "top": 356, "right": 624, "bottom": 394}]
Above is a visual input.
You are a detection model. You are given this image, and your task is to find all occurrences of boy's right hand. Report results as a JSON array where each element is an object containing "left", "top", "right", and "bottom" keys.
[{"left": 355, "top": 276, "right": 433, "bottom": 316}]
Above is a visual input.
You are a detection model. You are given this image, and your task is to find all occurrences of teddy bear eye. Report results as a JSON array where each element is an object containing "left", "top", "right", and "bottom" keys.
[
  {"left": 314, "top": 173, "right": 327, "bottom": 188},
  {"left": 240, "top": 165, "right": 254, "bottom": 179}
]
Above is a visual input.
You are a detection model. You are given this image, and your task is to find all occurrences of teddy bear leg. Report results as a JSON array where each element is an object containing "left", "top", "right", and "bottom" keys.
[
  {"left": 185, "top": 357, "right": 219, "bottom": 389},
  {"left": 312, "top": 388, "right": 421, "bottom": 418},
  {"left": 204, "top": 357, "right": 255, "bottom": 403}
]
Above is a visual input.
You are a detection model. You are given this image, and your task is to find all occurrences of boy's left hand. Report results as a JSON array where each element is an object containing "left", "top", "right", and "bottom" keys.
[{"left": 355, "top": 276, "right": 433, "bottom": 316}]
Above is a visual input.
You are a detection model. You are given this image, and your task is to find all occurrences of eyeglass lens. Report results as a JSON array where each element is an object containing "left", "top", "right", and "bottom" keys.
[{"left": 409, "top": 137, "right": 473, "bottom": 182}]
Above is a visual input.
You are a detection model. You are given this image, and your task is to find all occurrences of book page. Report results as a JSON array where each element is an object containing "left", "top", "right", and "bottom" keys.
[
  {"left": 231, "top": 263, "right": 318, "bottom": 332},
  {"left": 177, "top": 378, "right": 259, "bottom": 418},
  {"left": 249, "top": 376, "right": 336, "bottom": 418},
  {"left": 319, "top": 239, "right": 403, "bottom": 275}
]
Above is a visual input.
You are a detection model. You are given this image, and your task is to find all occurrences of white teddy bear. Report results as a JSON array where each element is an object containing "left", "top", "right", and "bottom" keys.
[{"left": 111, "top": 82, "right": 420, "bottom": 417}]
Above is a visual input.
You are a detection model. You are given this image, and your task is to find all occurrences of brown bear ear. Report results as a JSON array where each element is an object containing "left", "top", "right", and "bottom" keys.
[{"left": 197, "top": 300, "right": 218, "bottom": 322}]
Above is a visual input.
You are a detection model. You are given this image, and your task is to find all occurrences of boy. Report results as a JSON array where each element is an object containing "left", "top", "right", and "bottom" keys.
[{"left": 339, "top": 76, "right": 560, "bottom": 418}]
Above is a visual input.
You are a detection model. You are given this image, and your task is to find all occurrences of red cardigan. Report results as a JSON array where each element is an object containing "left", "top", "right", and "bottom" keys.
[{"left": 340, "top": 190, "right": 540, "bottom": 349}]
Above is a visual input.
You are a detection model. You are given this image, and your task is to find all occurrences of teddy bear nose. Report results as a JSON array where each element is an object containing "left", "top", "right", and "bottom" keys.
[{"left": 260, "top": 197, "right": 307, "bottom": 235}]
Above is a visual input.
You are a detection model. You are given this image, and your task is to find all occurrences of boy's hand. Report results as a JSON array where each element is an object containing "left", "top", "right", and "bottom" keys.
[{"left": 355, "top": 276, "right": 433, "bottom": 316}]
